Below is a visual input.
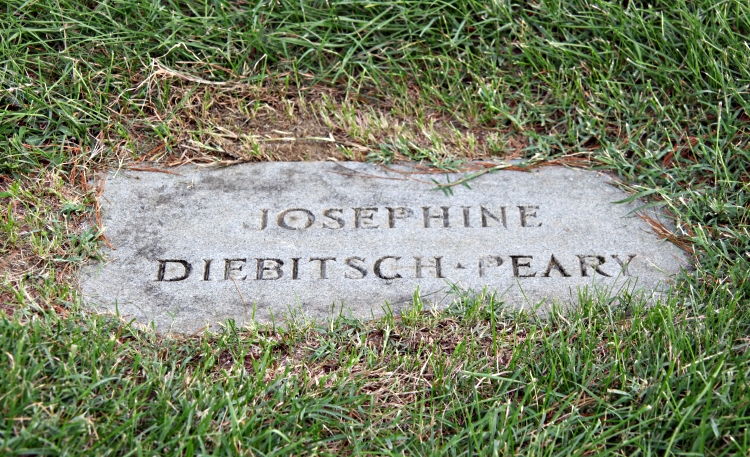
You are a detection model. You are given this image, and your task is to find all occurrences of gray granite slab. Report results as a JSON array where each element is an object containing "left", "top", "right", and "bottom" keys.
[{"left": 80, "top": 162, "right": 687, "bottom": 333}]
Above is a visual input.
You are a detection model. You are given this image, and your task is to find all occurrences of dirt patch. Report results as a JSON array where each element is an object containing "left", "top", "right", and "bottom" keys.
[
  {"left": 108, "top": 70, "right": 520, "bottom": 168},
  {"left": 0, "top": 171, "right": 92, "bottom": 316}
]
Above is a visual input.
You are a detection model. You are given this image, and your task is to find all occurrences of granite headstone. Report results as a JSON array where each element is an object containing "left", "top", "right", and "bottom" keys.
[{"left": 81, "top": 163, "right": 687, "bottom": 333}]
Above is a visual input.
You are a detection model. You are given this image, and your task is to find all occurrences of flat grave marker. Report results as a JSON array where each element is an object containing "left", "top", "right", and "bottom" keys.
[{"left": 81, "top": 162, "right": 687, "bottom": 333}]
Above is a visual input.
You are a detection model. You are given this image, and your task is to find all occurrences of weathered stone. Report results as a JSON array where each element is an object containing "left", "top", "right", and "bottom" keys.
[{"left": 80, "top": 162, "right": 687, "bottom": 333}]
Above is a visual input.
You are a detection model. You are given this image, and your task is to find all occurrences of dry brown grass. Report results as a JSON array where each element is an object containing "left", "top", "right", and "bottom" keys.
[
  {"left": 192, "top": 312, "right": 526, "bottom": 426},
  {"left": 106, "top": 70, "right": 520, "bottom": 168},
  {"left": 0, "top": 170, "right": 91, "bottom": 317},
  {"left": 637, "top": 212, "right": 694, "bottom": 254}
]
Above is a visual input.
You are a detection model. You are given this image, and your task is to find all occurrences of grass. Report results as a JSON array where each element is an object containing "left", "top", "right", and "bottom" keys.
[
  {"left": 1, "top": 0, "right": 749, "bottom": 454},
  {"left": 2, "top": 290, "right": 750, "bottom": 455}
]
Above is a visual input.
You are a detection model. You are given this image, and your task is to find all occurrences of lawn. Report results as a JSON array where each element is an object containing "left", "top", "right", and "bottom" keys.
[{"left": 1, "top": 0, "right": 749, "bottom": 455}]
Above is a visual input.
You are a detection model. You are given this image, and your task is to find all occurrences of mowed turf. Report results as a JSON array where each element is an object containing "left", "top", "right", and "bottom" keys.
[{"left": 1, "top": 0, "right": 749, "bottom": 455}]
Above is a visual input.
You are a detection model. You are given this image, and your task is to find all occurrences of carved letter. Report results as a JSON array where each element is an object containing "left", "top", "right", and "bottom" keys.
[
  {"left": 577, "top": 255, "right": 612, "bottom": 277},
  {"left": 518, "top": 206, "right": 542, "bottom": 227},
  {"left": 291, "top": 257, "right": 300, "bottom": 280},
  {"left": 462, "top": 206, "right": 472, "bottom": 228},
  {"left": 157, "top": 260, "right": 192, "bottom": 281},
  {"left": 345, "top": 257, "right": 368, "bottom": 279},
  {"left": 478, "top": 256, "right": 503, "bottom": 277},
  {"left": 277, "top": 208, "right": 315, "bottom": 230},
  {"left": 481, "top": 206, "right": 507, "bottom": 228},
  {"left": 224, "top": 258, "right": 247, "bottom": 280},
  {"left": 354, "top": 207, "right": 379, "bottom": 229},
  {"left": 322, "top": 208, "right": 345, "bottom": 229},
  {"left": 203, "top": 259, "right": 212, "bottom": 281},
  {"left": 611, "top": 254, "right": 637, "bottom": 276},
  {"left": 542, "top": 255, "right": 571, "bottom": 277},
  {"left": 510, "top": 256, "right": 536, "bottom": 277},
  {"left": 422, "top": 206, "right": 450, "bottom": 228},
  {"left": 374, "top": 256, "right": 402, "bottom": 280},
  {"left": 256, "top": 258, "right": 284, "bottom": 280},
  {"left": 310, "top": 257, "right": 336, "bottom": 279},
  {"left": 387, "top": 207, "right": 413, "bottom": 228},
  {"left": 260, "top": 209, "right": 268, "bottom": 230},
  {"left": 414, "top": 256, "right": 445, "bottom": 278}
]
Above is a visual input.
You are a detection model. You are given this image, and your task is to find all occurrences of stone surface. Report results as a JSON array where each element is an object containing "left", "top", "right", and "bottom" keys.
[{"left": 80, "top": 162, "right": 687, "bottom": 333}]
